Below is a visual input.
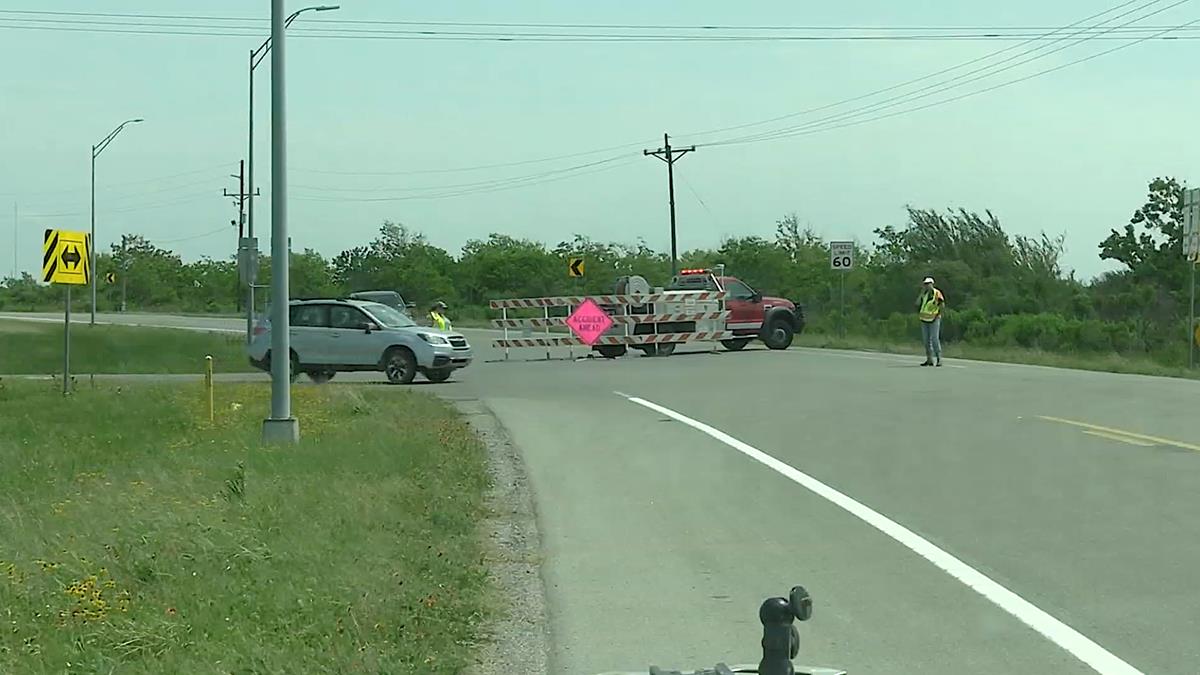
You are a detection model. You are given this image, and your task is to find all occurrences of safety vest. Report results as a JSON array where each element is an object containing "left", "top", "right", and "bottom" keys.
[
  {"left": 429, "top": 311, "right": 450, "bottom": 331},
  {"left": 919, "top": 289, "right": 944, "bottom": 322}
]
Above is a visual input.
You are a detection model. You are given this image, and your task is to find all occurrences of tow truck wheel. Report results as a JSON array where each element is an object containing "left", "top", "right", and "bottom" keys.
[
  {"left": 596, "top": 345, "right": 627, "bottom": 359},
  {"left": 656, "top": 343, "right": 677, "bottom": 357},
  {"left": 763, "top": 319, "right": 795, "bottom": 350},
  {"left": 721, "top": 338, "right": 751, "bottom": 351}
]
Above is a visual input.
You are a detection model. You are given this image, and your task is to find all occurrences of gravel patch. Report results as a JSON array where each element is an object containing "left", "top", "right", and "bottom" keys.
[{"left": 456, "top": 397, "right": 551, "bottom": 675}]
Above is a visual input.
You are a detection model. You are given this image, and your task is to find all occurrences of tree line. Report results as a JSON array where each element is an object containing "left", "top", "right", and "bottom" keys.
[{"left": 2, "top": 176, "right": 1192, "bottom": 364}]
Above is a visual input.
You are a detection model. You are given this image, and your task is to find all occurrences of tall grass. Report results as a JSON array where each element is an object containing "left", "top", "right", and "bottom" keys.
[{"left": 0, "top": 380, "right": 490, "bottom": 673}]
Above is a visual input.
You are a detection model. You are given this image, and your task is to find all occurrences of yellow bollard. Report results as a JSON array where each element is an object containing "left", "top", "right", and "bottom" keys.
[{"left": 204, "top": 355, "right": 214, "bottom": 423}]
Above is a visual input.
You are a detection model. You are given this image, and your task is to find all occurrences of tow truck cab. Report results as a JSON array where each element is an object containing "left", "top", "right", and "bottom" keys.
[{"left": 669, "top": 268, "right": 806, "bottom": 350}]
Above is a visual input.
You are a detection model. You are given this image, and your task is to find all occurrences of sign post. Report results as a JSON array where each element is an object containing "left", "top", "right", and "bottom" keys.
[
  {"left": 1184, "top": 187, "right": 1200, "bottom": 368},
  {"left": 42, "top": 229, "right": 92, "bottom": 394},
  {"left": 829, "top": 241, "right": 854, "bottom": 338}
]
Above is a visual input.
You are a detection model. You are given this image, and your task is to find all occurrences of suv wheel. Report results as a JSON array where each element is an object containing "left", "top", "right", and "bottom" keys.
[
  {"left": 288, "top": 352, "right": 301, "bottom": 382},
  {"left": 383, "top": 347, "right": 417, "bottom": 385}
]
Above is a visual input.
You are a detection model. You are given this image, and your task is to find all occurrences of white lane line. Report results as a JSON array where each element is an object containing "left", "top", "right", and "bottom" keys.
[
  {"left": 1081, "top": 430, "right": 1156, "bottom": 447},
  {"left": 616, "top": 392, "right": 1141, "bottom": 675}
]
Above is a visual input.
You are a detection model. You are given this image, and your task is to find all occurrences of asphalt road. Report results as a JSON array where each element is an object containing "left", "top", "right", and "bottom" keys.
[{"left": 5, "top": 311, "right": 1199, "bottom": 674}]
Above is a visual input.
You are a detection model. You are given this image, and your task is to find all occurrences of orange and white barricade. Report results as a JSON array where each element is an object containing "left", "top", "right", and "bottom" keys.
[{"left": 488, "top": 291, "right": 731, "bottom": 360}]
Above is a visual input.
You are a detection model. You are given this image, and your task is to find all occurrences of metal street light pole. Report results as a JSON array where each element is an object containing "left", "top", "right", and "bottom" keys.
[
  {"left": 90, "top": 118, "right": 143, "bottom": 325},
  {"left": 246, "top": 5, "right": 338, "bottom": 342}
]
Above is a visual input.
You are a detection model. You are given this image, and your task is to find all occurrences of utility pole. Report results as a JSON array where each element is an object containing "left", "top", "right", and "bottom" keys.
[
  {"left": 223, "top": 160, "right": 258, "bottom": 239},
  {"left": 224, "top": 160, "right": 259, "bottom": 313},
  {"left": 11, "top": 202, "right": 16, "bottom": 279},
  {"left": 643, "top": 133, "right": 695, "bottom": 277}
]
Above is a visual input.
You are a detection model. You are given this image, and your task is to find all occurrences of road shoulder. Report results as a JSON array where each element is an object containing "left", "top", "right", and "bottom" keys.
[{"left": 457, "top": 397, "right": 551, "bottom": 675}]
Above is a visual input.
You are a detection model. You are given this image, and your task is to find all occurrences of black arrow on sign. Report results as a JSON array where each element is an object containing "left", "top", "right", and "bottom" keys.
[
  {"left": 62, "top": 245, "right": 82, "bottom": 269},
  {"left": 569, "top": 258, "right": 584, "bottom": 277}
]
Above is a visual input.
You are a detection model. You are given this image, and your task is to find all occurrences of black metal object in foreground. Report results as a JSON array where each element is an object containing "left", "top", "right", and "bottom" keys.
[{"left": 640, "top": 585, "right": 845, "bottom": 675}]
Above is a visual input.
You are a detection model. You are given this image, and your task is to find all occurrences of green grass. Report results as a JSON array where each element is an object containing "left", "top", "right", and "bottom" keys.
[
  {"left": 798, "top": 331, "right": 1200, "bottom": 379},
  {"left": 0, "top": 320, "right": 254, "bottom": 375},
  {"left": 0, "top": 381, "right": 491, "bottom": 673}
]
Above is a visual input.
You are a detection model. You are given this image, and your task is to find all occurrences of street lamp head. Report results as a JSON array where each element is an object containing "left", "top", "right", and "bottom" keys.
[
  {"left": 285, "top": 5, "right": 340, "bottom": 27},
  {"left": 131, "top": 118, "right": 144, "bottom": 123}
]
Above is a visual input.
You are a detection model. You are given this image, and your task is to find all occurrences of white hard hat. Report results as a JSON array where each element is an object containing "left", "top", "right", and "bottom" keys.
[{"left": 922, "top": 277, "right": 935, "bottom": 284}]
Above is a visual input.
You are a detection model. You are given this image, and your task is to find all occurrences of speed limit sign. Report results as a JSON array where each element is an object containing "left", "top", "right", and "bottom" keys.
[{"left": 830, "top": 241, "right": 854, "bottom": 270}]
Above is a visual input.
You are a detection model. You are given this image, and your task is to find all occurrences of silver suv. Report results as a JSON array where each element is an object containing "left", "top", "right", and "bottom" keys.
[{"left": 247, "top": 299, "right": 472, "bottom": 384}]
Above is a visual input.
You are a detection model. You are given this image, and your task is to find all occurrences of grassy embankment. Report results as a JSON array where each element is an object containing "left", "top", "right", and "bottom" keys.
[
  {"left": 0, "top": 319, "right": 253, "bottom": 374},
  {"left": 796, "top": 331, "right": 1199, "bottom": 379},
  {"left": 0, "top": 380, "right": 491, "bottom": 673}
]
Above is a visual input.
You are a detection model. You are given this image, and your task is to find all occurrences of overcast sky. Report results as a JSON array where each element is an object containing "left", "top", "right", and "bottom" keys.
[{"left": 2, "top": 0, "right": 1198, "bottom": 281}]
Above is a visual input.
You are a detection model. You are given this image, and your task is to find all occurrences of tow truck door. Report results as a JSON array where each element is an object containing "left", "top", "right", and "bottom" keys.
[{"left": 721, "top": 278, "right": 764, "bottom": 333}]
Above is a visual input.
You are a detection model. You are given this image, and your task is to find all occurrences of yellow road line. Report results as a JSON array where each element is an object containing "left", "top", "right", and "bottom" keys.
[
  {"left": 1038, "top": 415, "right": 1200, "bottom": 453},
  {"left": 1081, "top": 430, "right": 1155, "bottom": 447}
]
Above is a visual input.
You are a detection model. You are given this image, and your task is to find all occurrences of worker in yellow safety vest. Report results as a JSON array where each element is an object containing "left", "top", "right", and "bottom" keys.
[
  {"left": 428, "top": 301, "right": 452, "bottom": 331},
  {"left": 916, "top": 277, "right": 945, "bottom": 367}
]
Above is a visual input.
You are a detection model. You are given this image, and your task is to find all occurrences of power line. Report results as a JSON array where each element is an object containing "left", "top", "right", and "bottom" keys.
[
  {"left": 0, "top": 4, "right": 1192, "bottom": 210},
  {"left": 0, "top": 162, "right": 234, "bottom": 197},
  {"left": 154, "top": 225, "right": 230, "bottom": 244},
  {"left": 708, "top": 16, "right": 1200, "bottom": 149},
  {"left": 291, "top": 140, "right": 654, "bottom": 177},
  {"left": 4, "top": 21, "right": 1200, "bottom": 43},
  {"left": 2, "top": 14, "right": 1200, "bottom": 42},
  {"left": 293, "top": 157, "right": 638, "bottom": 202},
  {"left": 291, "top": 155, "right": 634, "bottom": 195},
  {"left": 677, "top": 0, "right": 1165, "bottom": 144},
  {"left": 1, "top": 7, "right": 1198, "bottom": 34},
  {"left": 698, "top": 0, "right": 1189, "bottom": 147}
]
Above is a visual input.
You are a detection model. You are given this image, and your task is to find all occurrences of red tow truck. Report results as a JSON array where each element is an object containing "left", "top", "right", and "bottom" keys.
[{"left": 597, "top": 268, "right": 806, "bottom": 357}]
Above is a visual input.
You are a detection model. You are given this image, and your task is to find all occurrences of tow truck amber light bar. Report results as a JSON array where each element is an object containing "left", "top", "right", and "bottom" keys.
[{"left": 679, "top": 268, "right": 710, "bottom": 275}]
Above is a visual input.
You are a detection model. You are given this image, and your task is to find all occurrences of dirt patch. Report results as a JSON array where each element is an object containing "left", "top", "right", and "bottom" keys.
[{"left": 455, "top": 397, "right": 551, "bottom": 675}]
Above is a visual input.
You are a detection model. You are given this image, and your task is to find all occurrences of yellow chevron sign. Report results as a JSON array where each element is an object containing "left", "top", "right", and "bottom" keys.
[{"left": 42, "top": 229, "right": 91, "bottom": 285}]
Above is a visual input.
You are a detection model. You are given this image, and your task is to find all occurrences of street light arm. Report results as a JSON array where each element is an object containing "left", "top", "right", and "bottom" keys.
[
  {"left": 93, "top": 118, "right": 144, "bottom": 159},
  {"left": 252, "top": 4, "right": 340, "bottom": 69}
]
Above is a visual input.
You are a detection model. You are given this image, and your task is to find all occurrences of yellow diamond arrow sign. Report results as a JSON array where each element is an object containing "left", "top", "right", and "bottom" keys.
[{"left": 42, "top": 229, "right": 92, "bottom": 285}]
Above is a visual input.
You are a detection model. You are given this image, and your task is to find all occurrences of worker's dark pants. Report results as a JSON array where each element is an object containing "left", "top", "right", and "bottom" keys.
[{"left": 921, "top": 317, "right": 942, "bottom": 362}]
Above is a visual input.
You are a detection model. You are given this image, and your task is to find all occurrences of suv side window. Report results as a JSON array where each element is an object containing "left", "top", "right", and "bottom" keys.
[
  {"left": 330, "top": 305, "right": 369, "bottom": 330},
  {"left": 724, "top": 279, "right": 756, "bottom": 301},
  {"left": 290, "top": 304, "right": 329, "bottom": 327}
]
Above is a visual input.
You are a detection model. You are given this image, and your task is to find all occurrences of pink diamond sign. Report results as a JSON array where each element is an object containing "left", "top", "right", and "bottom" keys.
[{"left": 566, "top": 298, "right": 614, "bottom": 346}]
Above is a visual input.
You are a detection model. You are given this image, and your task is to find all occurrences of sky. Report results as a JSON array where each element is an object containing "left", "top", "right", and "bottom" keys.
[{"left": 2, "top": 0, "right": 1198, "bottom": 281}]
